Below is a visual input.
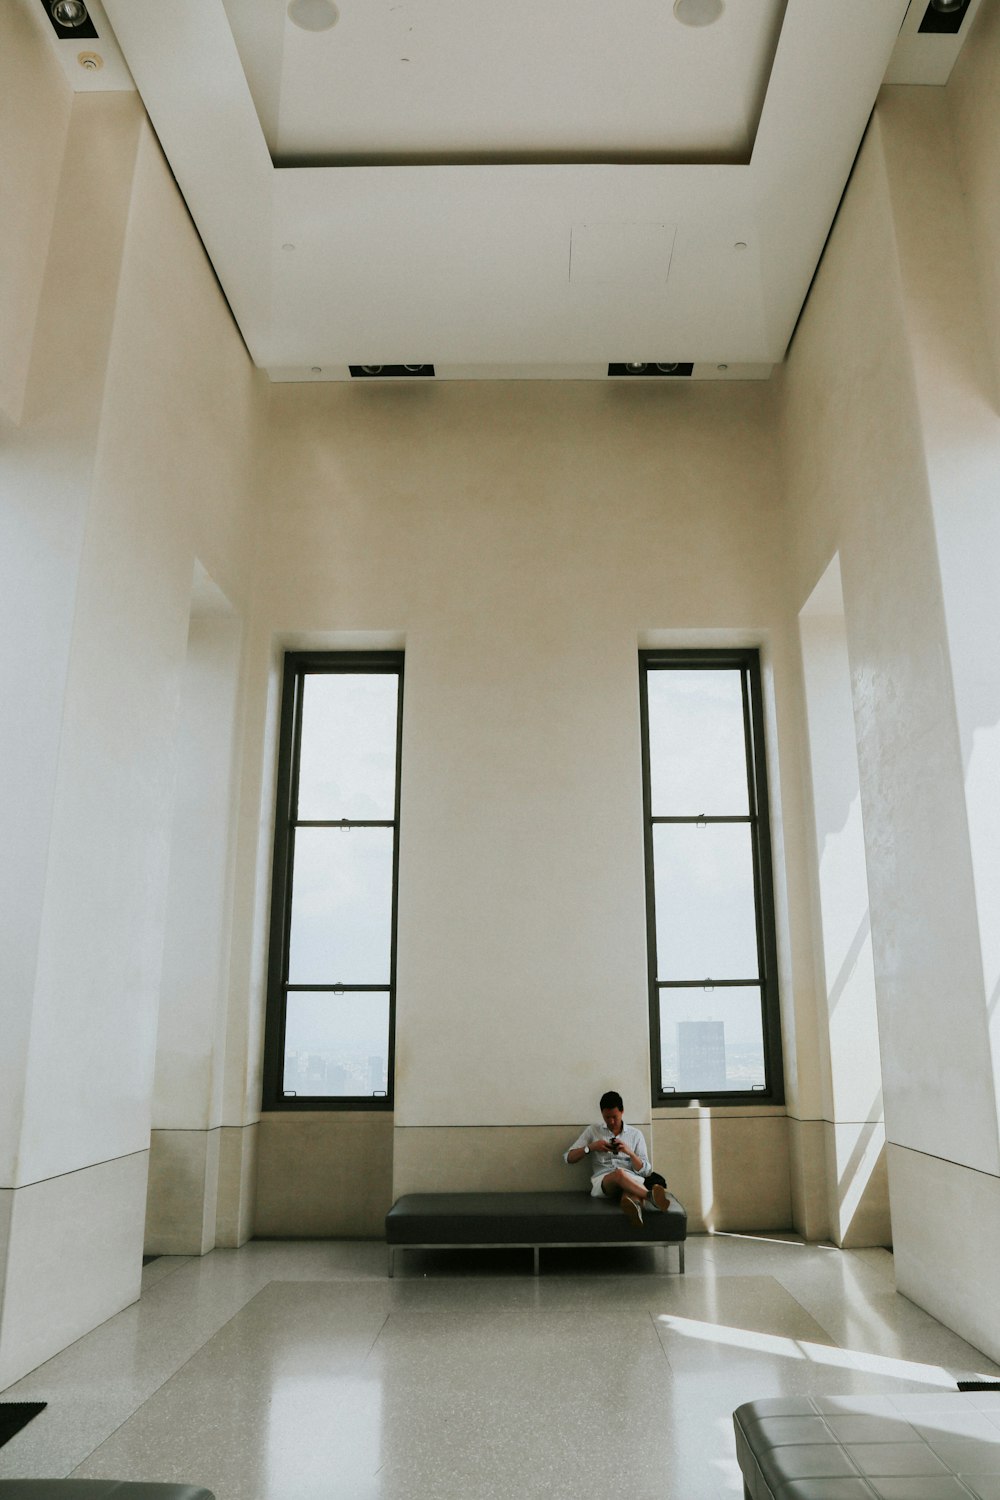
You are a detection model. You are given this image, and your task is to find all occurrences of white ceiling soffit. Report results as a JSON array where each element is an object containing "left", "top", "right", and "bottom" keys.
[
  {"left": 224, "top": 0, "right": 788, "bottom": 167},
  {"left": 101, "top": 0, "right": 911, "bottom": 381}
]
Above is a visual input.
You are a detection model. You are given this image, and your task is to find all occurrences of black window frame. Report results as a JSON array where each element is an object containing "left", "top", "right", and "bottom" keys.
[
  {"left": 262, "top": 649, "right": 404, "bottom": 1112},
  {"left": 639, "top": 647, "right": 784, "bottom": 1107}
]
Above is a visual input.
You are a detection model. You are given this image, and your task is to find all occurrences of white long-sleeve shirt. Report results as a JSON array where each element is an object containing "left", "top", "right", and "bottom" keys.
[{"left": 563, "top": 1121, "right": 653, "bottom": 1182}]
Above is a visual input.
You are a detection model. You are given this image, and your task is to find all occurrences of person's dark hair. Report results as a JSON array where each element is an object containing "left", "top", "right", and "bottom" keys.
[{"left": 599, "top": 1090, "right": 623, "bottom": 1111}]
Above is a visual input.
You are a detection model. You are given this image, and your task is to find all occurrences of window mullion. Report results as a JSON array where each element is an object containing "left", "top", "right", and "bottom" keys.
[
  {"left": 264, "top": 652, "right": 403, "bottom": 1111},
  {"left": 640, "top": 649, "right": 783, "bottom": 1106}
]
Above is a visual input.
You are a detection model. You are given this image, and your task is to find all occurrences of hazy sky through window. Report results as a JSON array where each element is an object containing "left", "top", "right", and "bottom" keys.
[{"left": 283, "top": 671, "right": 398, "bottom": 1085}]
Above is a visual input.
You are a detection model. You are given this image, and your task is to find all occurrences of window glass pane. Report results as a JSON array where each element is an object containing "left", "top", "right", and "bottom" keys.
[
  {"left": 283, "top": 991, "right": 390, "bottom": 1097},
  {"left": 647, "top": 669, "right": 749, "bottom": 816},
  {"left": 297, "top": 673, "right": 398, "bottom": 820},
  {"left": 653, "top": 822, "right": 759, "bottom": 980},
  {"left": 288, "top": 826, "right": 393, "bottom": 984},
  {"left": 659, "top": 986, "right": 765, "bottom": 1093}
]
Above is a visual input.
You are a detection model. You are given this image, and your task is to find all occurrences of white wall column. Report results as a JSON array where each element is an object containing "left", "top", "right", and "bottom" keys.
[
  {"left": 798, "top": 560, "right": 888, "bottom": 1248},
  {"left": 0, "top": 75, "right": 150, "bottom": 1388},
  {"left": 145, "top": 573, "right": 249, "bottom": 1256},
  {"left": 0, "top": 8, "right": 261, "bottom": 1384},
  {"left": 780, "top": 43, "right": 1000, "bottom": 1353}
]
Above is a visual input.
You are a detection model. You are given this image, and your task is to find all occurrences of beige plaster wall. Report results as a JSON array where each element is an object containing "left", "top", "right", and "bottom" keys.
[
  {"left": 652, "top": 1109, "right": 791, "bottom": 1233},
  {"left": 255, "top": 1114, "right": 393, "bottom": 1238},
  {"left": 246, "top": 377, "right": 810, "bottom": 1232}
]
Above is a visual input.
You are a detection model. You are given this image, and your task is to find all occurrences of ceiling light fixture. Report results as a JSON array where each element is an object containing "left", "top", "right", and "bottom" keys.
[
  {"left": 51, "top": 0, "right": 89, "bottom": 26},
  {"left": 673, "top": 0, "right": 725, "bottom": 27},
  {"left": 930, "top": 0, "right": 964, "bottom": 10},
  {"left": 350, "top": 365, "right": 436, "bottom": 379},
  {"left": 610, "top": 363, "right": 694, "bottom": 378},
  {"left": 287, "top": 0, "right": 340, "bottom": 31}
]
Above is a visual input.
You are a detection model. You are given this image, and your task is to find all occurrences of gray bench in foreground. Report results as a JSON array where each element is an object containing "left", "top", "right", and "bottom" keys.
[
  {"left": 385, "top": 1190, "right": 687, "bottom": 1276},
  {"left": 734, "top": 1392, "right": 1000, "bottom": 1498}
]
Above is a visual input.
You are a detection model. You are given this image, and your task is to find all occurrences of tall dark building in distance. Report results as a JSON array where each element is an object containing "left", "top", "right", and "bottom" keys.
[{"left": 677, "top": 1021, "right": 727, "bottom": 1091}]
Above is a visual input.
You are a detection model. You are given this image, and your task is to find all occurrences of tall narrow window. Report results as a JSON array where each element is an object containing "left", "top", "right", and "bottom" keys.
[
  {"left": 263, "top": 652, "right": 403, "bottom": 1110},
  {"left": 639, "top": 649, "right": 783, "bottom": 1104}
]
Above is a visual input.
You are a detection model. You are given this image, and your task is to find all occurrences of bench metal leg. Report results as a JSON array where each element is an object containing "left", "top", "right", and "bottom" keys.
[
  {"left": 532, "top": 1246, "right": 539, "bottom": 1276},
  {"left": 659, "top": 1243, "right": 686, "bottom": 1274}
]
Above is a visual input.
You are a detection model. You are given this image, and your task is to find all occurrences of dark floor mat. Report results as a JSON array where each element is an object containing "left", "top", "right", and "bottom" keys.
[{"left": 0, "top": 1402, "right": 46, "bottom": 1448}]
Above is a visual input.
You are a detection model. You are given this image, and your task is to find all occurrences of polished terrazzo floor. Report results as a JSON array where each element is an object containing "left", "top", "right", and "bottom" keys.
[{"left": 1, "top": 1235, "right": 997, "bottom": 1500}]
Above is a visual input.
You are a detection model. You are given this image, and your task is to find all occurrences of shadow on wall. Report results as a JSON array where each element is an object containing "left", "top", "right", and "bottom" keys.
[
  {"left": 826, "top": 908, "right": 871, "bottom": 1018},
  {"left": 834, "top": 1097, "right": 890, "bottom": 1250}
]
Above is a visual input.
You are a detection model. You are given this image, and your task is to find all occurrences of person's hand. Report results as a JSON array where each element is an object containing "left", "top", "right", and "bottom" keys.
[{"left": 590, "top": 1138, "right": 613, "bottom": 1153}]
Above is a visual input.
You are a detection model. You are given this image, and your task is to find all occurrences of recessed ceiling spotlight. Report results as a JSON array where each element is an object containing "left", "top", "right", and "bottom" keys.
[
  {"left": 673, "top": 0, "right": 725, "bottom": 27},
  {"left": 930, "top": 0, "right": 964, "bottom": 10},
  {"left": 51, "top": 0, "right": 89, "bottom": 25},
  {"left": 287, "top": 0, "right": 340, "bottom": 31},
  {"left": 350, "top": 364, "right": 436, "bottom": 379},
  {"left": 609, "top": 362, "right": 694, "bottom": 378}
]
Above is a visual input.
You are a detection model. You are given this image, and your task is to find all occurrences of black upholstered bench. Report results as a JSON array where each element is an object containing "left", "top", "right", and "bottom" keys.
[
  {"left": 385, "top": 1190, "right": 687, "bottom": 1276},
  {"left": 0, "top": 1486, "right": 214, "bottom": 1499},
  {"left": 734, "top": 1392, "right": 1000, "bottom": 1498}
]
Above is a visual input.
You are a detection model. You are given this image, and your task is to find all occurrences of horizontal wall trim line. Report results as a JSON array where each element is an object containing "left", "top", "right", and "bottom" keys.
[
  {"left": 1, "top": 1146, "right": 148, "bottom": 1194},
  {"left": 392, "top": 1123, "right": 654, "bottom": 1130},
  {"left": 887, "top": 1141, "right": 1000, "bottom": 1182},
  {"left": 149, "top": 1123, "right": 258, "bottom": 1134},
  {"left": 787, "top": 1116, "right": 885, "bottom": 1126},
  {"left": 652, "top": 1111, "right": 788, "bottom": 1120}
]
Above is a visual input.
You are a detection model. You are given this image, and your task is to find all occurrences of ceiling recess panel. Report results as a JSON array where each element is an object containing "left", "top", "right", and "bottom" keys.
[{"left": 98, "top": 0, "right": 918, "bottom": 379}]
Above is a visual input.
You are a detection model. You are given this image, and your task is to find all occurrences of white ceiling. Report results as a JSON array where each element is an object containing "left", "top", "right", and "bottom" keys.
[
  {"left": 225, "top": 0, "right": 788, "bottom": 165},
  {"left": 35, "top": 0, "right": 987, "bottom": 381}
]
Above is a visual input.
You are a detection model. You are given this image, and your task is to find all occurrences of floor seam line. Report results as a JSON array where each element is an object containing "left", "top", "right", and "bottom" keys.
[
  {"left": 364, "top": 1311, "right": 392, "bottom": 1363},
  {"left": 67, "top": 1277, "right": 274, "bottom": 1479}
]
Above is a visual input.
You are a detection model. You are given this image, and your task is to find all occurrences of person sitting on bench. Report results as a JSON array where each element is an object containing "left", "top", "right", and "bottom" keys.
[{"left": 563, "top": 1089, "right": 670, "bottom": 1229}]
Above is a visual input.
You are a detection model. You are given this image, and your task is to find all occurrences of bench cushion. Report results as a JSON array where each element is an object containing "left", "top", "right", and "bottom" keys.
[
  {"left": 386, "top": 1190, "right": 686, "bottom": 1246},
  {"left": 734, "top": 1393, "right": 1000, "bottom": 1499},
  {"left": 0, "top": 1487, "right": 214, "bottom": 1499}
]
